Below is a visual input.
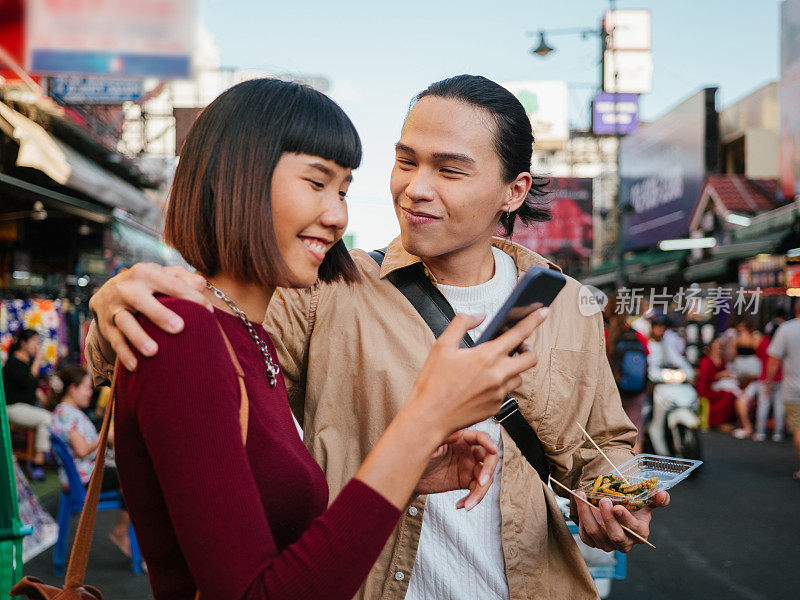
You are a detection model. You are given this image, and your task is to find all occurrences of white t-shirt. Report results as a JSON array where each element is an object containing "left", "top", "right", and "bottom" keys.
[
  {"left": 405, "top": 246, "right": 517, "bottom": 600},
  {"left": 768, "top": 318, "right": 800, "bottom": 402}
]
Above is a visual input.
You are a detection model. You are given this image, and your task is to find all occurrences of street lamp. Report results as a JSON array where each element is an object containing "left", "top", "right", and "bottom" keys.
[{"left": 531, "top": 32, "right": 554, "bottom": 57}]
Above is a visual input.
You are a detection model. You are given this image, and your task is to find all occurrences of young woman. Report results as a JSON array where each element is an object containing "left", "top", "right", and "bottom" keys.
[
  {"left": 50, "top": 364, "right": 130, "bottom": 557},
  {"left": 2, "top": 329, "right": 52, "bottom": 479},
  {"left": 110, "top": 78, "right": 546, "bottom": 600}
]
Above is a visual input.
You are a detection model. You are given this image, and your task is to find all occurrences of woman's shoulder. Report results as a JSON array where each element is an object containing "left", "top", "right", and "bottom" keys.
[{"left": 136, "top": 297, "right": 219, "bottom": 345}]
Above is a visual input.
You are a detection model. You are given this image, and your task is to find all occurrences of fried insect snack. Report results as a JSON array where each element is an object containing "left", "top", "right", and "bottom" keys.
[{"left": 586, "top": 475, "right": 659, "bottom": 512}]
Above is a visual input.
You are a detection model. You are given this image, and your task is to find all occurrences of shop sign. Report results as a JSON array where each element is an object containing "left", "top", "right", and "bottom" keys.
[
  {"left": 501, "top": 81, "right": 569, "bottom": 148},
  {"left": 49, "top": 76, "right": 144, "bottom": 104},
  {"left": 498, "top": 177, "right": 593, "bottom": 258},
  {"left": 26, "top": 0, "right": 195, "bottom": 78},
  {"left": 738, "top": 255, "right": 786, "bottom": 288},
  {"left": 592, "top": 92, "right": 639, "bottom": 135},
  {"left": 780, "top": 0, "right": 800, "bottom": 200},
  {"left": 620, "top": 88, "right": 719, "bottom": 250}
]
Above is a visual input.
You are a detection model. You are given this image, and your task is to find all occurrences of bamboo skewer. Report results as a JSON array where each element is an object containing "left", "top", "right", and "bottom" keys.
[
  {"left": 549, "top": 476, "right": 656, "bottom": 549},
  {"left": 576, "top": 422, "right": 630, "bottom": 485}
]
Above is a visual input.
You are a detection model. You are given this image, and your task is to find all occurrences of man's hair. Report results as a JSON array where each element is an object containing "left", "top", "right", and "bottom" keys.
[
  {"left": 164, "top": 78, "right": 361, "bottom": 286},
  {"left": 412, "top": 75, "right": 551, "bottom": 235}
]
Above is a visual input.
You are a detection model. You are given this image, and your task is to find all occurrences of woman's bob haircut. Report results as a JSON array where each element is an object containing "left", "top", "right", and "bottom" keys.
[{"left": 164, "top": 78, "right": 361, "bottom": 286}]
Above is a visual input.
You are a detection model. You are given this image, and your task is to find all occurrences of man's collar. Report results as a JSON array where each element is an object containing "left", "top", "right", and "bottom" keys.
[{"left": 378, "top": 236, "right": 562, "bottom": 281}]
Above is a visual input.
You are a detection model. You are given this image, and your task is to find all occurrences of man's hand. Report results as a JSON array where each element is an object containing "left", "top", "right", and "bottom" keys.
[
  {"left": 576, "top": 490, "right": 670, "bottom": 552},
  {"left": 89, "top": 263, "right": 212, "bottom": 371},
  {"left": 415, "top": 429, "right": 499, "bottom": 511}
]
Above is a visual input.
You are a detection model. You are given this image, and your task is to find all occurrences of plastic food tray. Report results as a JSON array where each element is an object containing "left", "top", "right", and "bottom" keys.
[{"left": 575, "top": 454, "right": 703, "bottom": 510}]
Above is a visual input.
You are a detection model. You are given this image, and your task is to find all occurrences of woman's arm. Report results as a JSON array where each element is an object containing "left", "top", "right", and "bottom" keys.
[{"left": 68, "top": 428, "right": 99, "bottom": 459}]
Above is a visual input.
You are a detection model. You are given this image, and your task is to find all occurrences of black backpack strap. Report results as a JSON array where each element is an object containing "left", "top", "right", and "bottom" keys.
[{"left": 368, "top": 250, "right": 551, "bottom": 482}]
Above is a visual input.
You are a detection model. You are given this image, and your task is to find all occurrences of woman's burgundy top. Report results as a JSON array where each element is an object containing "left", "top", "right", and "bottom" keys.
[{"left": 115, "top": 298, "right": 400, "bottom": 599}]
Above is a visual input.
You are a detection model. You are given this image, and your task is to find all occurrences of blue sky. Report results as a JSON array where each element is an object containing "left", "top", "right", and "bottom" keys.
[{"left": 200, "top": 0, "right": 782, "bottom": 248}]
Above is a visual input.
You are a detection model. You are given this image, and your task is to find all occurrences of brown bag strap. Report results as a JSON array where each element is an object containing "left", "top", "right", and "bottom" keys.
[
  {"left": 214, "top": 320, "right": 249, "bottom": 445},
  {"left": 64, "top": 320, "right": 251, "bottom": 591},
  {"left": 63, "top": 359, "right": 120, "bottom": 588}
]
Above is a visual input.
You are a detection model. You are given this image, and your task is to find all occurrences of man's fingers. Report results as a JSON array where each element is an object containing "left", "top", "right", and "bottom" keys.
[
  {"left": 612, "top": 504, "right": 650, "bottom": 541},
  {"left": 162, "top": 268, "right": 213, "bottom": 310},
  {"left": 169, "top": 266, "right": 207, "bottom": 291},
  {"left": 599, "top": 499, "right": 630, "bottom": 549},
  {"left": 650, "top": 490, "right": 670, "bottom": 508},
  {"left": 124, "top": 292, "right": 186, "bottom": 335},
  {"left": 489, "top": 307, "right": 549, "bottom": 356},
  {"left": 104, "top": 325, "right": 138, "bottom": 372},
  {"left": 438, "top": 313, "right": 485, "bottom": 349},
  {"left": 114, "top": 309, "right": 158, "bottom": 357}
]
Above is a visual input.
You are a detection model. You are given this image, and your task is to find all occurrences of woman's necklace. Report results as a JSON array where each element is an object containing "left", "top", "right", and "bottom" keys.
[{"left": 205, "top": 281, "right": 279, "bottom": 387}]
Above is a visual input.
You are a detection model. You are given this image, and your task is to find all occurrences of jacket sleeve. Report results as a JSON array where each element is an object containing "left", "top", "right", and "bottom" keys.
[
  {"left": 84, "top": 320, "right": 116, "bottom": 387},
  {"left": 559, "top": 312, "right": 636, "bottom": 496},
  {"left": 264, "top": 286, "right": 318, "bottom": 426}
]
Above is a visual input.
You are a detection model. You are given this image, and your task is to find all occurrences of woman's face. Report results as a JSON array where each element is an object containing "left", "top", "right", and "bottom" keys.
[
  {"left": 270, "top": 153, "right": 351, "bottom": 288},
  {"left": 70, "top": 375, "right": 93, "bottom": 408},
  {"left": 22, "top": 335, "right": 40, "bottom": 356}
]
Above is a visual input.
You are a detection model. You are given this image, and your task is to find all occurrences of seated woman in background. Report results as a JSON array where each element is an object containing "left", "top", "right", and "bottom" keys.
[
  {"left": 51, "top": 364, "right": 130, "bottom": 557},
  {"left": 2, "top": 329, "right": 52, "bottom": 480},
  {"left": 697, "top": 339, "right": 737, "bottom": 429}
]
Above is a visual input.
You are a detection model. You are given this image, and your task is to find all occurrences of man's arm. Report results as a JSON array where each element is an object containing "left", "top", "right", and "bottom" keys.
[
  {"left": 264, "top": 286, "right": 316, "bottom": 426},
  {"left": 85, "top": 320, "right": 116, "bottom": 387}
]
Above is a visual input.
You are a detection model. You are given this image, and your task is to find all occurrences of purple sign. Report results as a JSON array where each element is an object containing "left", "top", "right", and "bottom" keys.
[{"left": 592, "top": 92, "right": 639, "bottom": 135}]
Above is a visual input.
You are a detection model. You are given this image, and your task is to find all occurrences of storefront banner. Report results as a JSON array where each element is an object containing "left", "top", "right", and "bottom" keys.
[
  {"left": 780, "top": 0, "right": 800, "bottom": 200},
  {"left": 0, "top": 299, "right": 64, "bottom": 376},
  {"left": 501, "top": 81, "right": 569, "bottom": 147},
  {"left": 26, "top": 0, "right": 195, "bottom": 78},
  {"left": 49, "top": 76, "right": 144, "bottom": 104},
  {"left": 620, "top": 88, "right": 718, "bottom": 250},
  {"left": 498, "top": 177, "right": 593, "bottom": 258}
]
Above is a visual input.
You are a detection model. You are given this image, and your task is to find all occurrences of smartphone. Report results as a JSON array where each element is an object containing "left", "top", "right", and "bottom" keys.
[{"left": 474, "top": 266, "right": 566, "bottom": 346}]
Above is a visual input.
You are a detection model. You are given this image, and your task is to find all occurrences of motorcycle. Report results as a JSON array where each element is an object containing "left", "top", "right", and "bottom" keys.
[{"left": 643, "top": 366, "right": 703, "bottom": 461}]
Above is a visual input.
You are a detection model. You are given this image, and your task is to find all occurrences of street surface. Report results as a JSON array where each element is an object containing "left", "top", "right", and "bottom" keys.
[{"left": 19, "top": 431, "right": 799, "bottom": 600}]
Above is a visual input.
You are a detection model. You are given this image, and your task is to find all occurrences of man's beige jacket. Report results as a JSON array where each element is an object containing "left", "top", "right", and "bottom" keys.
[{"left": 87, "top": 237, "right": 636, "bottom": 600}]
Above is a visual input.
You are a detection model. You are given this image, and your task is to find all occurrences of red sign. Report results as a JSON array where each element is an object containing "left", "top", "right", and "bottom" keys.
[
  {"left": 0, "top": 0, "right": 26, "bottom": 82},
  {"left": 499, "top": 177, "right": 594, "bottom": 259}
]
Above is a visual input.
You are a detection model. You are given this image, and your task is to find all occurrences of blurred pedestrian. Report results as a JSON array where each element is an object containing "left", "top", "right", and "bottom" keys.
[
  {"left": 2, "top": 329, "right": 52, "bottom": 480},
  {"left": 696, "top": 338, "right": 737, "bottom": 430},
  {"left": 50, "top": 364, "right": 131, "bottom": 557},
  {"left": 765, "top": 301, "right": 800, "bottom": 480},
  {"left": 733, "top": 327, "right": 785, "bottom": 441},
  {"left": 730, "top": 318, "right": 763, "bottom": 382}
]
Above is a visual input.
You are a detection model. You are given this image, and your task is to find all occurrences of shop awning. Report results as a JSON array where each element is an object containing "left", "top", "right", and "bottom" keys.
[
  {"left": 683, "top": 257, "right": 730, "bottom": 282},
  {"left": 0, "top": 172, "right": 112, "bottom": 224},
  {"left": 0, "top": 102, "right": 156, "bottom": 219},
  {"left": 711, "top": 230, "right": 788, "bottom": 260}
]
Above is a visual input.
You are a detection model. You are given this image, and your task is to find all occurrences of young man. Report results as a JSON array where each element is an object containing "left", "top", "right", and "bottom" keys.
[
  {"left": 765, "top": 301, "right": 800, "bottom": 480},
  {"left": 85, "top": 76, "right": 667, "bottom": 599}
]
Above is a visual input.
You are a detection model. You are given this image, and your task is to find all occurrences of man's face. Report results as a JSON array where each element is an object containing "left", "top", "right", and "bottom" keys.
[
  {"left": 390, "top": 96, "right": 510, "bottom": 260},
  {"left": 651, "top": 324, "right": 666, "bottom": 341}
]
